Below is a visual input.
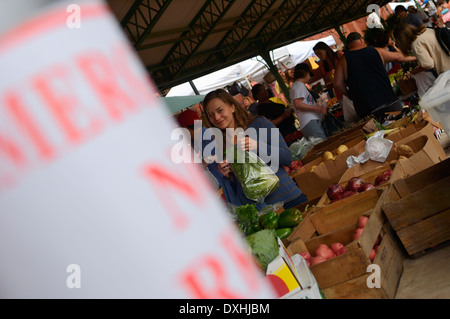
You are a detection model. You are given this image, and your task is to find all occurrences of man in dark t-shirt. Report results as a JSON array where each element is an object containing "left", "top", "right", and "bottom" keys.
[
  {"left": 251, "top": 84, "right": 298, "bottom": 139},
  {"left": 395, "top": 5, "right": 425, "bottom": 29},
  {"left": 334, "top": 32, "right": 417, "bottom": 119}
]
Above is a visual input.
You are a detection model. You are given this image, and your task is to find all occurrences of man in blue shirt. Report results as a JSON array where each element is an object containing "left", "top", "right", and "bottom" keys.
[{"left": 395, "top": 5, "right": 425, "bottom": 29}]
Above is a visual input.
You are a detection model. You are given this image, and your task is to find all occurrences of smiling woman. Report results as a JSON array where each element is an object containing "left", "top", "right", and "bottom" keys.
[{"left": 202, "top": 89, "right": 308, "bottom": 210}]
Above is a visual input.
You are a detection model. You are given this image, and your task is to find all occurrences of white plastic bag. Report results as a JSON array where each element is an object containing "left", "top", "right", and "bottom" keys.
[
  {"left": 346, "top": 131, "right": 393, "bottom": 167},
  {"left": 412, "top": 71, "right": 436, "bottom": 97},
  {"left": 342, "top": 95, "right": 359, "bottom": 123}
]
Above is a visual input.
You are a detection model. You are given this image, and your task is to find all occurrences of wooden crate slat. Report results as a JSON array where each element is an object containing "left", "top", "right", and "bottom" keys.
[
  {"left": 309, "top": 248, "right": 369, "bottom": 289},
  {"left": 393, "top": 158, "right": 450, "bottom": 195},
  {"left": 322, "top": 274, "right": 386, "bottom": 299},
  {"left": 396, "top": 209, "right": 450, "bottom": 256},
  {"left": 382, "top": 177, "right": 450, "bottom": 230}
]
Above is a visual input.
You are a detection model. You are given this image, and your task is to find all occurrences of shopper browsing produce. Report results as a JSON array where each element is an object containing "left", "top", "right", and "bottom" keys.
[
  {"left": 334, "top": 32, "right": 417, "bottom": 119},
  {"left": 203, "top": 89, "right": 308, "bottom": 210},
  {"left": 290, "top": 62, "right": 328, "bottom": 140}
]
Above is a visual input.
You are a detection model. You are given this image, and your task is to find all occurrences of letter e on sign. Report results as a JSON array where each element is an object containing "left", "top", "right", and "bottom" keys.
[{"left": 66, "top": 4, "right": 81, "bottom": 29}]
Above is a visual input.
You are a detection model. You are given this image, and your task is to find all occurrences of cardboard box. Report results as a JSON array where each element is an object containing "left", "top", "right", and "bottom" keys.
[
  {"left": 301, "top": 132, "right": 366, "bottom": 164},
  {"left": 393, "top": 134, "right": 447, "bottom": 177},
  {"left": 341, "top": 131, "right": 445, "bottom": 188},
  {"left": 303, "top": 119, "right": 377, "bottom": 160},
  {"left": 292, "top": 139, "right": 366, "bottom": 201},
  {"left": 382, "top": 159, "right": 450, "bottom": 257},
  {"left": 266, "top": 238, "right": 323, "bottom": 299},
  {"left": 385, "top": 121, "right": 434, "bottom": 143},
  {"left": 315, "top": 163, "right": 403, "bottom": 208}
]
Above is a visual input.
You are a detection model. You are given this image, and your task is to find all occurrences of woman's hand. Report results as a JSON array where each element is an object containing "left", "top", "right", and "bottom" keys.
[
  {"left": 218, "top": 161, "right": 232, "bottom": 178},
  {"left": 239, "top": 137, "right": 258, "bottom": 152}
]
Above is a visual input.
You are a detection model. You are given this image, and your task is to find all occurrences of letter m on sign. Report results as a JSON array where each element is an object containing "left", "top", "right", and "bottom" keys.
[{"left": 142, "top": 162, "right": 206, "bottom": 230}]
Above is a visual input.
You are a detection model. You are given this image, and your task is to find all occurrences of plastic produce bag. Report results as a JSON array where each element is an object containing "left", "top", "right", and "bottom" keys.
[
  {"left": 412, "top": 71, "right": 436, "bottom": 97},
  {"left": 289, "top": 136, "right": 323, "bottom": 161},
  {"left": 342, "top": 95, "right": 359, "bottom": 123},
  {"left": 346, "top": 131, "right": 393, "bottom": 167},
  {"left": 227, "top": 146, "right": 279, "bottom": 202}
]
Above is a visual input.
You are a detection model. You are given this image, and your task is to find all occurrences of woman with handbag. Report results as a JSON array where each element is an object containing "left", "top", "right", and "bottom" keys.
[
  {"left": 203, "top": 89, "right": 308, "bottom": 210},
  {"left": 393, "top": 22, "right": 450, "bottom": 76}
]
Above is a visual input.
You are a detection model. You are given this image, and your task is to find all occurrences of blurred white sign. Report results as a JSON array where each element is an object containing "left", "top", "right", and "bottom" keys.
[{"left": 0, "top": 0, "right": 275, "bottom": 298}]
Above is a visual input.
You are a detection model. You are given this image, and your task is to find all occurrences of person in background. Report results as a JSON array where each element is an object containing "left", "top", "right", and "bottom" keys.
[
  {"left": 436, "top": 0, "right": 449, "bottom": 27},
  {"left": 202, "top": 89, "right": 308, "bottom": 210},
  {"left": 242, "top": 96, "right": 259, "bottom": 116},
  {"left": 334, "top": 32, "right": 417, "bottom": 120},
  {"left": 290, "top": 63, "right": 328, "bottom": 140},
  {"left": 408, "top": 5, "right": 433, "bottom": 28},
  {"left": 393, "top": 22, "right": 450, "bottom": 76},
  {"left": 251, "top": 83, "right": 298, "bottom": 144},
  {"left": 395, "top": 5, "right": 426, "bottom": 29},
  {"left": 274, "top": 68, "right": 290, "bottom": 106},
  {"left": 313, "top": 41, "right": 344, "bottom": 103},
  {"left": 284, "top": 68, "right": 295, "bottom": 88}
]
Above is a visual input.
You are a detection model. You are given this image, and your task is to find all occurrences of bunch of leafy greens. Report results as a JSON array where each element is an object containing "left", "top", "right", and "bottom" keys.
[
  {"left": 246, "top": 229, "right": 279, "bottom": 271},
  {"left": 234, "top": 204, "right": 260, "bottom": 236},
  {"left": 226, "top": 146, "right": 279, "bottom": 202}
]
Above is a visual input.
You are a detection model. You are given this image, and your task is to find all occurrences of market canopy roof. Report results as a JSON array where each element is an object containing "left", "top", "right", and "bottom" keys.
[
  {"left": 161, "top": 94, "right": 206, "bottom": 113},
  {"left": 107, "top": 0, "right": 390, "bottom": 93}
]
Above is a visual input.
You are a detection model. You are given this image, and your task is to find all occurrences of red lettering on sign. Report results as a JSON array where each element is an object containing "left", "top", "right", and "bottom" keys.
[
  {"left": 113, "top": 44, "right": 154, "bottom": 104},
  {"left": 33, "top": 65, "right": 102, "bottom": 144},
  {"left": 221, "top": 231, "right": 261, "bottom": 293},
  {"left": 0, "top": 134, "right": 26, "bottom": 167},
  {"left": 77, "top": 52, "right": 136, "bottom": 121},
  {"left": 179, "top": 229, "right": 266, "bottom": 298},
  {"left": 180, "top": 255, "right": 241, "bottom": 299},
  {"left": 4, "top": 91, "right": 54, "bottom": 160},
  {"left": 142, "top": 163, "right": 205, "bottom": 230}
]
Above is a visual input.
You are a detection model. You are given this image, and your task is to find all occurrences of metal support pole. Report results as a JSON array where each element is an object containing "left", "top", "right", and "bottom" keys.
[
  {"left": 260, "top": 50, "right": 291, "bottom": 105},
  {"left": 189, "top": 80, "right": 200, "bottom": 95},
  {"left": 334, "top": 26, "right": 347, "bottom": 48}
]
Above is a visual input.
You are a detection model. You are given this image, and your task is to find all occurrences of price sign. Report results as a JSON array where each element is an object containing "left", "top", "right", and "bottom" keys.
[{"left": 0, "top": 0, "right": 274, "bottom": 298}]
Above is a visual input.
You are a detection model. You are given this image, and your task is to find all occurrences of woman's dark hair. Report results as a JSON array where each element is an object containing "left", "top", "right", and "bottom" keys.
[
  {"left": 374, "top": 29, "right": 392, "bottom": 48},
  {"left": 313, "top": 41, "right": 339, "bottom": 72}
]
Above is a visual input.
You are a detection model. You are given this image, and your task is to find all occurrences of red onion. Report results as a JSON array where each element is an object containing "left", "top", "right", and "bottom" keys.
[
  {"left": 327, "top": 184, "right": 344, "bottom": 200},
  {"left": 347, "top": 177, "right": 365, "bottom": 192},
  {"left": 340, "top": 190, "right": 356, "bottom": 199},
  {"left": 359, "top": 183, "right": 375, "bottom": 192}
]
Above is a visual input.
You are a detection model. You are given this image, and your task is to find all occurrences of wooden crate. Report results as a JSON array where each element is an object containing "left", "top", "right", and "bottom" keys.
[
  {"left": 288, "top": 187, "right": 386, "bottom": 244},
  {"left": 301, "top": 134, "right": 365, "bottom": 165},
  {"left": 382, "top": 159, "right": 450, "bottom": 257},
  {"left": 288, "top": 222, "right": 404, "bottom": 298},
  {"left": 311, "top": 187, "right": 388, "bottom": 236}
]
